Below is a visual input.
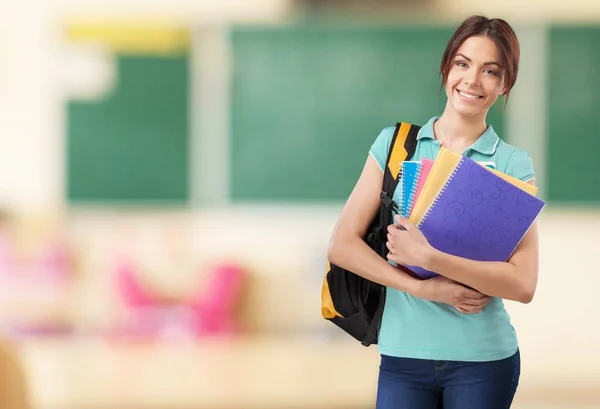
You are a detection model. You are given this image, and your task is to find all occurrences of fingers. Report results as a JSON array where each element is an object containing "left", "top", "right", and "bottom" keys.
[
  {"left": 456, "top": 296, "right": 491, "bottom": 314},
  {"left": 385, "top": 241, "right": 396, "bottom": 260},
  {"left": 455, "top": 306, "right": 471, "bottom": 314},
  {"left": 455, "top": 304, "right": 485, "bottom": 314},
  {"left": 387, "top": 221, "right": 406, "bottom": 242},
  {"left": 386, "top": 231, "right": 397, "bottom": 250},
  {"left": 386, "top": 250, "right": 399, "bottom": 264},
  {"left": 460, "top": 287, "right": 488, "bottom": 300},
  {"left": 459, "top": 296, "right": 491, "bottom": 307},
  {"left": 386, "top": 240, "right": 394, "bottom": 253},
  {"left": 394, "top": 215, "right": 416, "bottom": 230},
  {"left": 387, "top": 223, "right": 401, "bottom": 232}
]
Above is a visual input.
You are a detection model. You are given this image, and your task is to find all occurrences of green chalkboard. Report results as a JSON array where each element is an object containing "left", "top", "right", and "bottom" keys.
[
  {"left": 548, "top": 26, "right": 600, "bottom": 204},
  {"left": 67, "top": 54, "right": 189, "bottom": 203},
  {"left": 230, "top": 24, "right": 505, "bottom": 202}
]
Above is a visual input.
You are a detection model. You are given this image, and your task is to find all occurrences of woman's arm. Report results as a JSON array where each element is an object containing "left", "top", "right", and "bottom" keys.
[
  {"left": 386, "top": 181, "right": 540, "bottom": 304},
  {"left": 327, "top": 155, "right": 421, "bottom": 294},
  {"left": 328, "top": 155, "right": 492, "bottom": 313},
  {"left": 424, "top": 221, "right": 538, "bottom": 303}
]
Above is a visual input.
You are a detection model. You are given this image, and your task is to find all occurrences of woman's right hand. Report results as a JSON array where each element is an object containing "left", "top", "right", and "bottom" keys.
[{"left": 415, "top": 275, "right": 491, "bottom": 314}]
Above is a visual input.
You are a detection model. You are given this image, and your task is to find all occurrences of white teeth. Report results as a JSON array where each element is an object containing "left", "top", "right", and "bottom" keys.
[{"left": 459, "top": 90, "right": 480, "bottom": 100}]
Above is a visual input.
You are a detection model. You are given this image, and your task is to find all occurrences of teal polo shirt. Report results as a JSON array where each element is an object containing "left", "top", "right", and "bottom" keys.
[{"left": 369, "top": 116, "right": 536, "bottom": 362}]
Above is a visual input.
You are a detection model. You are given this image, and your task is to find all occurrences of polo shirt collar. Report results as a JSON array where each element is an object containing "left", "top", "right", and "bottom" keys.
[{"left": 417, "top": 116, "right": 499, "bottom": 155}]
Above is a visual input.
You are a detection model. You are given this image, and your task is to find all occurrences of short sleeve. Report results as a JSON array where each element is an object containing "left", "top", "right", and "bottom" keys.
[
  {"left": 505, "top": 148, "right": 536, "bottom": 183},
  {"left": 368, "top": 127, "right": 395, "bottom": 172}
]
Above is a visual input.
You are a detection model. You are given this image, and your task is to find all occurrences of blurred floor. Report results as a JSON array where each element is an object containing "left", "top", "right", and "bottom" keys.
[{"left": 17, "top": 335, "right": 600, "bottom": 409}]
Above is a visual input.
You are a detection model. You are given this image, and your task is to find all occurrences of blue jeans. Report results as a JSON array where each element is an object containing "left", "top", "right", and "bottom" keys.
[{"left": 376, "top": 350, "right": 520, "bottom": 409}]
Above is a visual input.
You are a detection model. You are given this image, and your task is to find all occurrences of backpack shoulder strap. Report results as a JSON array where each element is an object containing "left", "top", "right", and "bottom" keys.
[
  {"left": 361, "top": 122, "right": 421, "bottom": 347},
  {"left": 381, "top": 122, "right": 421, "bottom": 211}
]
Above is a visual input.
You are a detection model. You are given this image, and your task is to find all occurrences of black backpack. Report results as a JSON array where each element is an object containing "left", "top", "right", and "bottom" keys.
[{"left": 321, "top": 122, "right": 421, "bottom": 346}]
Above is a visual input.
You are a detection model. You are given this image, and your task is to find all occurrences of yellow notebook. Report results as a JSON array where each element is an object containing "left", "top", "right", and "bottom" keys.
[
  {"left": 483, "top": 165, "right": 537, "bottom": 195},
  {"left": 409, "top": 148, "right": 538, "bottom": 226},
  {"left": 409, "top": 148, "right": 461, "bottom": 226}
]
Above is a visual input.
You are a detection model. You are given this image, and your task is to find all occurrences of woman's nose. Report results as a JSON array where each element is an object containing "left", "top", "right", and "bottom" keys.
[{"left": 464, "top": 70, "right": 481, "bottom": 87}]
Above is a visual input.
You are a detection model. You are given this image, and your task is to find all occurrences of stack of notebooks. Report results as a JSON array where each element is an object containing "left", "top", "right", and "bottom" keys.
[{"left": 398, "top": 148, "right": 545, "bottom": 279}]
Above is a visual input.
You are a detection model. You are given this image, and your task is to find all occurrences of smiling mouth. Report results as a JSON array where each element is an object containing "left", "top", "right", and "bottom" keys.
[{"left": 457, "top": 89, "right": 484, "bottom": 100}]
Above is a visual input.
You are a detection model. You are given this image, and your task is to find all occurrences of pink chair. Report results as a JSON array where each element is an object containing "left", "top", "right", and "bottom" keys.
[
  {"left": 114, "top": 259, "right": 157, "bottom": 309},
  {"left": 111, "top": 259, "right": 246, "bottom": 340},
  {"left": 189, "top": 262, "right": 246, "bottom": 335}
]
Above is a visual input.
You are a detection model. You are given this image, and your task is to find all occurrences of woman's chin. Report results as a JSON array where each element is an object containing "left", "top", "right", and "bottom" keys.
[{"left": 452, "top": 103, "right": 486, "bottom": 118}]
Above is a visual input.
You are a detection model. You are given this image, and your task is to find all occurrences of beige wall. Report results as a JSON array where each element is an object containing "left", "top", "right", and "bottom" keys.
[
  {"left": 438, "top": 0, "right": 600, "bottom": 21},
  {"left": 0, "top": 2, "right": 63, "bottom": 214}
]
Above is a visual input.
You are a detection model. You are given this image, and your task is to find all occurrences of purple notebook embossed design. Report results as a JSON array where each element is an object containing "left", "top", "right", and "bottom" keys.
[{"left": 406, "top": 156, "right": 545, "bottom": 279}]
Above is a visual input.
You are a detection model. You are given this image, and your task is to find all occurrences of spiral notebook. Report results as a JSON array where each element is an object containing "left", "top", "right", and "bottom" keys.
[
  {"left": 410, "top": 149, "right": 539, "bottom": 226},
  {"left": 404, "top": 154, "right": 546, "bottom": 279},
  {"left": 484, "top": 165, "right": 537, "bottom": 195},
  {"left": 408, "top": 158, "right": 434, "bottom": 217},
  {"left": 409, "top": 149, "right": 462, "bottom": 226},
  {"left": 401, "top": 161, "right": 421, "bottom": 218}
]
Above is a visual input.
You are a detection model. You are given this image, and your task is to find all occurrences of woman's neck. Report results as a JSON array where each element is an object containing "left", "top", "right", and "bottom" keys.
[{"left": 434, "top": 106, "right": 488, "bottom": 153}]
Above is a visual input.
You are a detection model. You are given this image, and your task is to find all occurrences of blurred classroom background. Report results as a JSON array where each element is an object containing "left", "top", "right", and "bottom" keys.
[{"left": 0, "top": 0, "right": 598, "bottom": 408}]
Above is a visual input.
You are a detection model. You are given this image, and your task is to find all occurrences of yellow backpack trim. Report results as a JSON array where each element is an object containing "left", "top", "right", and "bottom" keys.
[
  {"left": 387, "top": 122, "right": 412, "bottom": 182},
  {"left": 321, "top": 262, "right": 343, "bottom": 319},
  {"left": 320, "top": 123, "right": 415, "bottom": 321}
]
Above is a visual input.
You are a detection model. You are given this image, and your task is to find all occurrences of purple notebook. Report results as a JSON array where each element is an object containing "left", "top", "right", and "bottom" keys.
[{"left": 406, "top": 156, "right": 545, "bottom": 279}]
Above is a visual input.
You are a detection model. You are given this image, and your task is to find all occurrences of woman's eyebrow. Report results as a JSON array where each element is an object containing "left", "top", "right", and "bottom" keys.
[{"left": 455, "top": 53, "right": 501, "bottom": 67}]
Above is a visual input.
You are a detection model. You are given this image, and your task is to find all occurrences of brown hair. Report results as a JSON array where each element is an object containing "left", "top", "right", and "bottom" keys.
[{"left": 440, "top": 15, "right": 520, "bottom": 101}]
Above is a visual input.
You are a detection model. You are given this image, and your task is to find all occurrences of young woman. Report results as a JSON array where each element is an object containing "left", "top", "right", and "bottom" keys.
[{"left": 327, "top": 15, "right": 537, "bottom": 409}]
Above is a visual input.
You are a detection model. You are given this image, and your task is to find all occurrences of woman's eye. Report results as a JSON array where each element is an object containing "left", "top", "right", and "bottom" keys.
[
  {"left": 484, "top": 69, "right": 497, "bottom": 76},
  {"left": 456, "top": 62, "right": 468, "bottom": 68}
]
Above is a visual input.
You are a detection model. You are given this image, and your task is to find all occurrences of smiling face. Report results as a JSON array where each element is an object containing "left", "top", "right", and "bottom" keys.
[{"left": 444, "top": 35, "right": 506, "bottom": 119}]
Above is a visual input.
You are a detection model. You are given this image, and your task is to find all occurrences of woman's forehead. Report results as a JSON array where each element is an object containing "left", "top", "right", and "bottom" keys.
[{"left": 456, "top": 36, "right": 501, "bottom": 64}]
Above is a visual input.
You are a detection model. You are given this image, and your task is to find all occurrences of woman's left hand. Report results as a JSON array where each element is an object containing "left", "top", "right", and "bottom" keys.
[{"left": 386, "top": 215, "right": 435, "bottom": 268}]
